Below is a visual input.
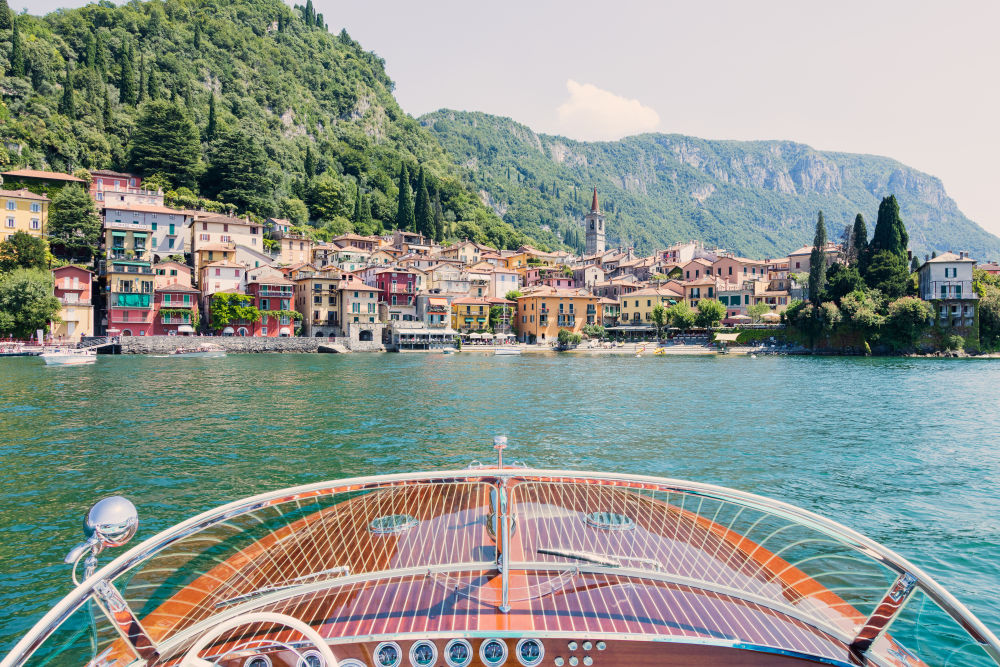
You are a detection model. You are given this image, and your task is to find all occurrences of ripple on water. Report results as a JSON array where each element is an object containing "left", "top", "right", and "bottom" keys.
[{"left": 0, "top": 354, "right": 998, "bottom": 652}]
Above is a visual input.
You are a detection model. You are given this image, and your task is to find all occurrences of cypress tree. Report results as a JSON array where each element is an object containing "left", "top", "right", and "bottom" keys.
[
  {"left": 394, "top": 163, "right": 414, "bottom": 231},
  {"left": 304, "top": 0, "right": 314, "bottom": 24},
  {"left": 303, "top": 144, "right": 315, "bottom": 178},
  {"left": 193, "top": 22, "right": 201, "bottom": 50},
  {"left": 352, "top": 183, "right": 362, "bottom": 223},
  {"left": 0, "top": 0, "right": 11, "bottom": 31},
  {"left": 432, "top": 188, "right": 444, "bottom": 242},
  {"left": 84, "top": 32, "right": 96, "bottom": 68},
  {"left": 870, "top": 194, "right": 908, "bottom": 261},
  {"left": 205, "top": 93, "right": 217, "bottom": 141},
  {"left": 59, "top": 65, "right": 75, "bottom": 119},
  {"left": 147, "top": 66, "right": 160, "bottom": 101},
  {"left": 414, "top": 166, "right": 432, "bottom": 238},
  {"left": 910, "top": 256, "right": 920, "bottom": 272},
  {"left": 9, "top": 17, "right": 24, "bottom": 77},
  {"left": 315, "top": 12, "right": 323, "bottom": 28},
  {"left": 359, "top": 193, "right": 373, "bottom": 228},
  {"left": 851, "top": 213, "right": 868, "bottom": 270},
  {"left": 808, "top": 211, "right": 828, "bottom": 305},
  {"left": 94, "top": 32, "right": 107, "bottom": 75},
  {"left": 137, "top": 51, "right": 147, "bottom": 103},
  {"left": 102, "top": 84, "right": 112, "bottom": 125},
  {"left": 119, "top": 40, "right": 136, "bottom": 105}
]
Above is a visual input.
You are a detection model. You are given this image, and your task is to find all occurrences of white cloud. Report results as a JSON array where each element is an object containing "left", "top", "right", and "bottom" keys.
[{"left": 554, "top": 80, "right": 661, "bottom": 141}]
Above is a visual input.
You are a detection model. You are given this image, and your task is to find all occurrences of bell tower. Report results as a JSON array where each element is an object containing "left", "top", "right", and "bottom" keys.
[{"left": 584, "top": 187, "right": 605, "bottom": 255}]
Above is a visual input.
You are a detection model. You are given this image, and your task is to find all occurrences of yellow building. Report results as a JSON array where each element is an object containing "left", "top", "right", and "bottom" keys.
[
  {"left": 514, "top": 287, "right": 601, "bottom": 344},
  {"left": 619, "top": 285, "right": 684, "bottom": 327},
  {"left": 1, "top": 189, "right": 49, "bottom": 240},
  {"left": 293, "top": 267, "right": 343, "bottom": 337},
  {"left": 451, "top": 297, "right": 491, "bottom": 332}
]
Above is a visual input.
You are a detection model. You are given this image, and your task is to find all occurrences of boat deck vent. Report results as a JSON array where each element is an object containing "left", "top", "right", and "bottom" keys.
[
  {"left": 369, "top": 514, "right": 418, "bottom": 535},
  {"left": 584, "top": 511, "right": 635, "bottom": 531}
]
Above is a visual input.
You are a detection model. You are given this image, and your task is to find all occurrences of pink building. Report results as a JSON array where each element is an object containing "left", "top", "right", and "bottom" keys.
[
  {"left": 51, "top": 266, "right": 94, "bottom": 341},
  {"left": 153, "top": 284, "right": 200, "bottom": 335},
  {"left": 524, "top": 266, "right": 574, "bottom": 289},
  {"left": 247, "top": 274, "right": 296, "bottom": 336},
  {"left": 373, "top": 268, "right": 417, "bottom": 308}
]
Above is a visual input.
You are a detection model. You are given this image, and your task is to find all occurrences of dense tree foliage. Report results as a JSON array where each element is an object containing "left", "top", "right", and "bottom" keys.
[
  {"left": 0, "top": 232, "right": 48, "bottom": 272},
  {"left": 202, "top": 127, "right": 272, "bottom": 216},
  {"left": 48, "top": 184, "right": 102, "bottom": 260},
  {"left": 128, "top": 101, "right": 201, "bottom": 188},
  {"left": 0, "top": 268, "right": 61, "bottom": 338},
  {"left": 870, "top": 195, "right": 909, "bottom": 261},
  {"left": 0, "top": 0, "right": 535, "bottom": 249}
]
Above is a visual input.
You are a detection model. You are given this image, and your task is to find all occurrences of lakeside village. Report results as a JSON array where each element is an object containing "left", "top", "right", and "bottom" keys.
[{"left": 2, "top": 167, "right": 1000, "bottom": 356}]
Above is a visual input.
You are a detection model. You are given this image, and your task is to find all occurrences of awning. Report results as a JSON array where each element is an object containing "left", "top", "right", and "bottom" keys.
[
  {"left": 279, "top": 327, "right": 292, "bottom": 336},
  {"left": 132, "top": 232, "right": 148, "bottom": 238},
  {"left": 715, "top": 333, "right": 740, "bottom": 342},
  {"left": 428, "top": 297, "right": 448, "bottom": 307},
  {"left": 222, "top": 327, "right": 235, "bottom": 335},
  {"left": 762, "top": 311, "right": 781, "bottom": 320},
  {"left": 177, "top": 325, "right": 195, "bottom": 333},
  {"left": 111, "top": 231, "right": 126, "bottom": 237}
]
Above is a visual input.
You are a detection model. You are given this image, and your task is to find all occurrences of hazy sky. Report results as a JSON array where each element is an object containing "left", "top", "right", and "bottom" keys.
[{"left": 19, "top": 0, "right": 1000, "bottom": 235}]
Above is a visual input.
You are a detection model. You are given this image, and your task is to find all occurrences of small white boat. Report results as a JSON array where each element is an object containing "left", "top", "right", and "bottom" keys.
[
  {"left": 40, "top": 348, "right": 97, "bottom": 365},
  {"left": 169, "top": 344, "right": 226, "bottom": 358},
  {"left": 442, "top": 348, "right": 456, "bottom": 354},
  {"left": 493, "top": 346, "right": 522, "bottom": 356}
]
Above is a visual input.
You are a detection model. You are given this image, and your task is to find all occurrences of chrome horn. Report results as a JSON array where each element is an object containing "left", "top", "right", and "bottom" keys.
[{"left": 65, "top": 496, "right": 138, "bottom": 582}]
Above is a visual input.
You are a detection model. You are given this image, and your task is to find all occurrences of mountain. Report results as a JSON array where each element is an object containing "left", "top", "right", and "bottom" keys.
[
  {"left": 0, "top": 0, "right": 535, "bottom": 249},
  {"left": 421, "top": 110, "right": 1000, "bottom": 261}
]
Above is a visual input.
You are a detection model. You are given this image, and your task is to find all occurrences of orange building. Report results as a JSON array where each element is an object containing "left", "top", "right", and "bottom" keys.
[{"left": 514, "top": 287, "right": 602, "bottom": 344}]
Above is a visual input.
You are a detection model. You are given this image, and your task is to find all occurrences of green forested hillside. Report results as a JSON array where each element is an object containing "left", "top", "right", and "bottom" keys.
[
  {"left": 422, "top": 110, "right": 1000, "bottom": 261},
  {"left": 0, "top": 0, "right": 536, "bottom": 248}
]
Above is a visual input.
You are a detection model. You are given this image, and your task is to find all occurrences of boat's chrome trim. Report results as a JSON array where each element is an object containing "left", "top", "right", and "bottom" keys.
[{"left": 5, "top": 468, "right": 1000, "bottom": 666}]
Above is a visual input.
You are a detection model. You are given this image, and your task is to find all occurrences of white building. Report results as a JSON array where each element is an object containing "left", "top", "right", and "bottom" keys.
[
  {"left": 918, "top": 251, "right": 978, "bottom": 329},
  {"left": 102, "top": 204, "right": 193, "bottom": 260}
]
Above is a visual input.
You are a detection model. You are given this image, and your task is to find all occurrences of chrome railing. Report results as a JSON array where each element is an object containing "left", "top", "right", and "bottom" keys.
[{"left": 3, "top": 469, "right": 999, "bottom": 667}]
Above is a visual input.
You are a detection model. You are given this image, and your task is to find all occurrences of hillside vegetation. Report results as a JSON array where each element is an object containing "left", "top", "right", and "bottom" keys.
[
  {"left": 422, "top": 110, "right": 1000, "bottom": 260},
  {"left": 0, "top": 0, "right": 536, "bottom": 248}
]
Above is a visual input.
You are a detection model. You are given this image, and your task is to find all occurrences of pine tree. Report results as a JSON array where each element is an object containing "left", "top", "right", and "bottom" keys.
[
  {"left": 137, "top": 51, "right": 147, "bottom": 103},
  {"left": 9, "top": 17, "right": 24, "bottom": 77},
  {"left": 394, "top": 163, "right": 414, "bottom": 231},
  {"left": 59, "top": 65, "right": 75, "bottom": 119},
  {"left": 119, "top": 40, "right": 136, "bottom": 105},
  {"left": 870, "top": 194, "right": 909, "bottom": 261},
  {"left": 205, "top": 93, "right": 217, "bottom": 141},
  {"left": 303, "top": 144, "right": 315, "bottom": 178},
  {"left": 304, "top": 0, "right": 314, "bottom": 24},
  {"left": 0, "top": 0, "right": 11, "bottom": 31},
  {"left": 852, "top": 213, "right": 868, "bottom": 270},
  {"left": 432, "top": 188, "right": 444, "bottom": 242},
  {"left": 413, "top": 166, "right": 432, "bottom": 238},
  {"left": 808, "top": 211, "right": 828, "bottom": 305},
  {"left": 315, "top": 12, "right": 323, "bottom": 28},
  {"left": 193, "top": 22, "right": 201, "bottom": 50},
  {"left": 94, "top": 32, "right": 107, "bottom": 75}
]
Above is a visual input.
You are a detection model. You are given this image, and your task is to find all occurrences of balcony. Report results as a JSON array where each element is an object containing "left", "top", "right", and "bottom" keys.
[
  {"left": 387, "top": 284, "right": 415, "bottom": 294},
  {"left": 257, "top": 288, "right": 293, "bottom": 297},
  {"left": 110, "top": 293, "right": 152, "bottom": 308},
  {"left": 110, "top": 264, "right": 154, "bottom": 275},
  {"left": 58, "top": 297, "right": 91, "bottom": 306},
  {"left": 161, "top": 316, "right": 191, "bottom": 325},
  {"left": 105, "top": 220, "right": 153, "bottom": 231},
  {"left": 108, "top": 248, "right": 150, "bottom": 261},
  {"left": 922, "top": 280, "right": 976, "bottom": 301}
]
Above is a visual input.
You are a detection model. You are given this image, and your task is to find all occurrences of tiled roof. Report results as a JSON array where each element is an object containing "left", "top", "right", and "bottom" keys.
[
  {"left": 0, "top": 188, "right": 50, "bottom": 201},
  {"left": 2, "top": 169, "right": 83, "bottom": 182}
]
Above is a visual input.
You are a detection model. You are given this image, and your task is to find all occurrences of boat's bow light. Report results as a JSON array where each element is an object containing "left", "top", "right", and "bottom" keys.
[
  {"left": 84, "top": 496, "right": 139, "bottom": 551},
  {"left": 64, "top": 496, "right": 138, "bottom": 579}
]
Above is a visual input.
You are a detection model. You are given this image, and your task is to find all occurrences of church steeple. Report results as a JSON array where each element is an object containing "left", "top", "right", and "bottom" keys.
[{"left": 584, "top": 187, "right": 605, "bottom": 255}]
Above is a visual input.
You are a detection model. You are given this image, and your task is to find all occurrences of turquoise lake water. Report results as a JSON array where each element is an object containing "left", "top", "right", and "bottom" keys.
[{"left": 0, "top": 353, "right": 998, "bottom": 657}]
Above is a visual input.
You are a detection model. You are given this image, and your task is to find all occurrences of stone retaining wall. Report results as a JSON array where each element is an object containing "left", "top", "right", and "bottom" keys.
[{"left": 80, "top": 335, "right": 385, "bottom": 354}]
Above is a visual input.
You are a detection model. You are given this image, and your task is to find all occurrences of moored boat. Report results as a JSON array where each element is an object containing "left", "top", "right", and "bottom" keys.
[
  {"left": 4, "top": 437, "right": 998, "bottom": 667},
  {"left": 39, "top": 348, "right": 97, "bottom": 365},
  {"left": 168, "top": 344, "right": 226, "bottom": 358}
]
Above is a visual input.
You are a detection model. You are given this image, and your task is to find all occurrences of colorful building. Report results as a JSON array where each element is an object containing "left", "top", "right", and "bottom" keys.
[
  {"left": 102, "top": 204, "right": 193, "bottom": 260},
  {"left": 90, "top": 170, "right": 162, "bottom": 207},
  {"left": 514, "top": 287, "right": 601, "bottom": 344},
  {"left": 247, "top": 274, "right": 297, "bottom": 336},
  {"left": 1, "top": 189, "right": 48, "bottom": 240},
  {"left": 619, "top": 285, "right": 683, "bottom": 327},
  {"left": 293, "top": 268, "right": 343, "bottom": 337},
  {"left": 153, "top": 283, "right": 200, "bottom": 335},
  {"left": 51, "top": 266, "right": 94, "bottom": 341},
  {"left": 191, "top": 213, "right": 261, "bottom": 276},
  {"left": 451, "top": 297, "right": 492, "bottom": 332}
]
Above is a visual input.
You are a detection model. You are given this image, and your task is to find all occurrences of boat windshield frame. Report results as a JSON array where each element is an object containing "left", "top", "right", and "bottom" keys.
[{"left": 4, "top": 468, "right": 999, "bottom": 667}]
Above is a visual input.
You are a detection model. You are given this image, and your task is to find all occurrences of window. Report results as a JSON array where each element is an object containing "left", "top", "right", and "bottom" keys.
[
  {"left": 168, "top": 238, "right": 174, "bottom": 249},
  {"left": 215, "top": 268, "right": 221, "bottom": 276},
  {"left": 261, "top": 326, "right": 268, "bottom": 335},
  {"left": 169, "top": 224, "right": 175, "bottom": 235},
  {"left": 261, "top": 299, "right": 269, "bottom": 310},
  {"left": 223, "top": 224, "right": 229, "bottom": 232},
  {"left": 221, "top": 235, "right": 231, "bottom": 243},
  {"left": 31, "top": 218, "right": 40, "bottom": 230},
  {"left": 5, "top": 218, "right": 12, "bottom": 228},
  {"left": 6, "top": 201, "right": 14, "bottom": 210},
  {"left": 31, "top": 203, "right": 41, "bottom": 213},
  {"left": 151, "top": 222, "right": 157, "bottom": 230},
  {"left": 200, "top": 233, "right": 210, "bottom": 241},
  {"left": 202, "top": 222, "right": 208, "bottom": 230}
]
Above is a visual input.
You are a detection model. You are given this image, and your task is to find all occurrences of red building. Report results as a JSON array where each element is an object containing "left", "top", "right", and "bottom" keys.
[
  {"left": 373, "top": 268, "right": 417, "bottom": 307},
  {"left": 247, "top": 274, "right": 296, "bottom": 336},
  {"left": 153, "top": 284, "right": 200, "bottom": 335}
]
